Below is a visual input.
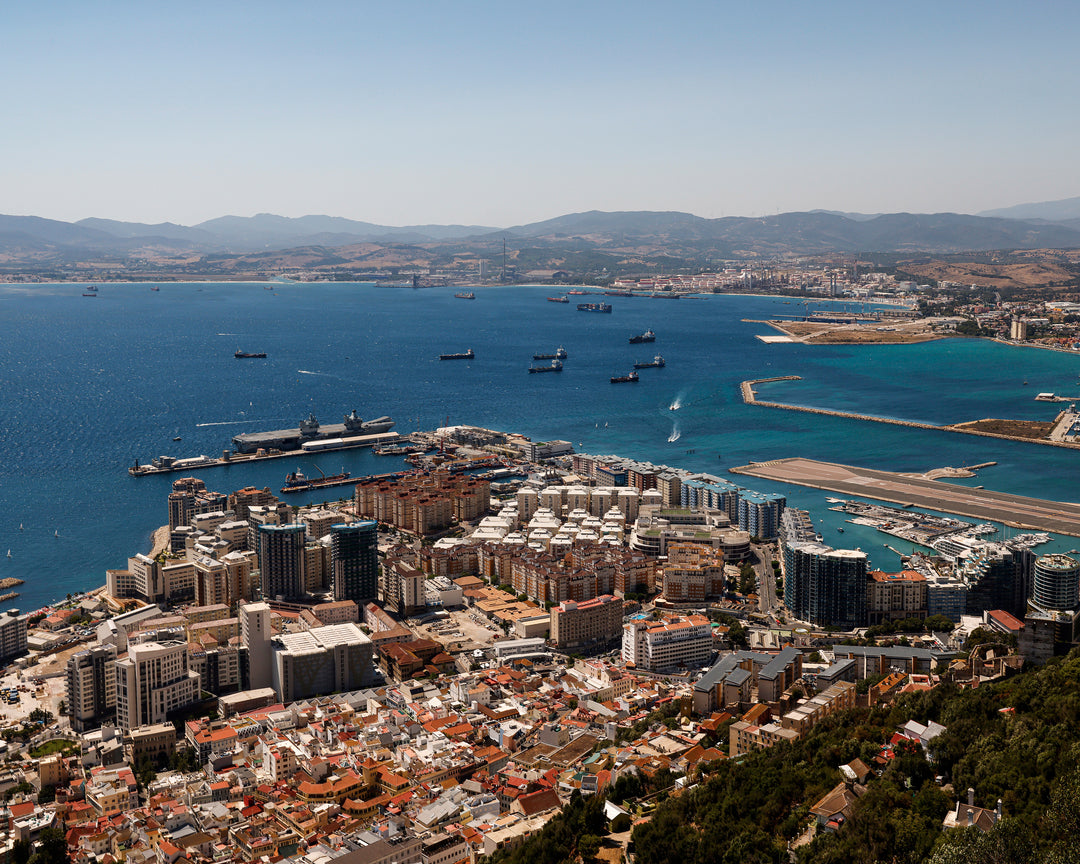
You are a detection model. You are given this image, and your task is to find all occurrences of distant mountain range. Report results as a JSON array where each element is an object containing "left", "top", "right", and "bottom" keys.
[{"left": 4, "top": 203, "right": 1080, "bottom": 273}]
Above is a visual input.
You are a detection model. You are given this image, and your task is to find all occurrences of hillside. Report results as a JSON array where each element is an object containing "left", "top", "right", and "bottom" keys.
[{"left": 488, "top": 650, "right": 1080, "bottom": 864}]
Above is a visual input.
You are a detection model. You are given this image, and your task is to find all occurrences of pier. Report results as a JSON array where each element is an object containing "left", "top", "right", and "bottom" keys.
[
  {"left": 740, "top": 376, "right": 1080, "bottom": 452},
  {"left": 732, "top": 457, "right": 1080, "bottom": 538},
  {"left": 129, "top": 432, "right": 400, "bottom": 476}
]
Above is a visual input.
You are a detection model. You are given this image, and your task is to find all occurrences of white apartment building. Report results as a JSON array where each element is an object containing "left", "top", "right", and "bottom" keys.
[
  {"left": 114, "top": 640, "right": 201, "bottom": 731},
  {"left": 621, "top": 614, "right": 712, "bottom": 672}
]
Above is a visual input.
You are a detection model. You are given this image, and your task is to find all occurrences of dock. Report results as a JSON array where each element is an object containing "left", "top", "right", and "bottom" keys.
[
  {"left": 732, "top": 457, "right": 1080, "bottom": 538},
  {"left": 129, "top": 432, "right": 400, "bottom": 476}
]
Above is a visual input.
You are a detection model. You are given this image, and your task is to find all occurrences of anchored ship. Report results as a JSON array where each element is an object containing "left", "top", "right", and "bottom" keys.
[
  {"left": 577, "top": 303, "right": 612, "bottom": 313},
  {"left": 439, "top": 348, "right": 475, "bottom": 360},
  {"left": 629, "top": 329, "right": 656, "bottom": 344},
  {"left": 532, "top": 346, "right": 568, "bottom": 360},
  {"left": 610, "top": 371, "right": 639, "bottom": 383},
  {"left": 529, "top": 359, "right": 563, "bottom": 373},
  {"left": 633, "top": 354, "right": 665, "bottom": 369},
  {"left": 547, "top": 295, "right": 570, "bottom": 303},
  {"left": 235, "top": 350, "right": 267, "bottom": 358},
  {"left": 454, "top": 292, "right": 476, "bottom": 299}
]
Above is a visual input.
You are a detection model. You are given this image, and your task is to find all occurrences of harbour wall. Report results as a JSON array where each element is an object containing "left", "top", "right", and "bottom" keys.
[{"left": 741, "top": 377, "right": 1080, "bottom": 452}]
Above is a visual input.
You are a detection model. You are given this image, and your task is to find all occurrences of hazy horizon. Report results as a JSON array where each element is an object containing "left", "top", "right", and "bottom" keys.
[{"left": 5, "top": 1, "right": 1079, "bottom": 226}]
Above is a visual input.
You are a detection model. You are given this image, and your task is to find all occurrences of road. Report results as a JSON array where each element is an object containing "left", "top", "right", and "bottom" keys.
[{"left": 754, "top": 544, "right": 779, "bottom": 614}]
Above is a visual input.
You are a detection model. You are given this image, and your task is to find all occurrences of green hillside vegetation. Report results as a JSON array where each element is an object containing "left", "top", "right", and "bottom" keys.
[{"left": 485, "top": 649, "right": 1080, "bottom": 864}]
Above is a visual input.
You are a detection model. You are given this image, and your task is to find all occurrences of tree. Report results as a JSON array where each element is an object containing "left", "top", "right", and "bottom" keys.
[
  {"left": 26, "top": 827, "right": 67, "bottom": 864},
  {"left": 577, "top": 833, "right": 601, "bottom": 864}
]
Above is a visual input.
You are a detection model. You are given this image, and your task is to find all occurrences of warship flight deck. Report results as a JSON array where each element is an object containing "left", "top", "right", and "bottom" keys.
[{"left": 731, "top": 457, "right": 1080, "bottom": 538}]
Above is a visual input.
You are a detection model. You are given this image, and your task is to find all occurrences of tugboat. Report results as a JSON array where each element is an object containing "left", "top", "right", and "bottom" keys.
[
  {"left": 532, "top": 346, "right": 568, "bottom": 360},
  {"left": 529, "top": 359, "right": 563, "bottom": 373},
  {"left": 235, "top": 350, "right": 267, "bottom": 358},
  {"left": 610, "top": 371, "right": 639, "bottom": 383},
  {"left": 577, "top": 302, "right": 612, "bottom": 313},
  {"left": 633, "top": 354, "right": 665, "bottom": 369},
  {"left": 629, "top": 329, "right": 656, "bottom": 343},
  {"left": 454, "top": 292, "right": 476, "bottom": 299},
  {"left": 439, "top": 348, "right": 475, "bottom": 360}
]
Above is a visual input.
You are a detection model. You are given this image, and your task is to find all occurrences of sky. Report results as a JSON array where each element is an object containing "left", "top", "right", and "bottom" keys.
[{"left": 3, "top": 0, "right": 1079, "bottom": 227}]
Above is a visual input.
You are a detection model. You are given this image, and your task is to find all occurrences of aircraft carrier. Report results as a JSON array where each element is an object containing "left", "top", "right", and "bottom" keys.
[{"left": 232, "top": 410, "right": 395, "bottom": 453}]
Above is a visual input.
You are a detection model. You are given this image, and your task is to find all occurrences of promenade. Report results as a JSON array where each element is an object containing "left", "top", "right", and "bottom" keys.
[{"left": 731, "top": 457, "right": 1080, "bottom": 537}]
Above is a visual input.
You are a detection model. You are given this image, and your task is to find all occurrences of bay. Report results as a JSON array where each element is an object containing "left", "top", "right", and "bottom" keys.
[{"left": 2, "top": 281, "right": 1079, "bottom": 611}]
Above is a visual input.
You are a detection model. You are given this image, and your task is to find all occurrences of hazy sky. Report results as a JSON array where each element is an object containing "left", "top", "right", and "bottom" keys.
[{"left": 3, "top": 1, "right": 1078, "bottom": 226}]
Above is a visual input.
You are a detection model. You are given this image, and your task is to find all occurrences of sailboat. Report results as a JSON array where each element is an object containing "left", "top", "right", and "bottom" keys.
[
  {"left": 54, "top": 530, "right": 59, "bottom": 538},
  {"left": 5, "top": 550, "right": 9, "bottom": 558},
  {"left": 18, "top": 524, "right": 22, "bottom": 531}
]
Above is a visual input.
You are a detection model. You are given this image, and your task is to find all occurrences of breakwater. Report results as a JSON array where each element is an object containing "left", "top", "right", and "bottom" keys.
[{"left": 741, "top": 377, "right": 1080, "bottom": 452}]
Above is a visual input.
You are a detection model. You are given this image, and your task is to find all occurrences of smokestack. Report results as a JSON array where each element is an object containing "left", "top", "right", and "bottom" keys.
[
  {"left": 996, "top": 799, "right": 1002, "bottom": 821},
  {"left": 967, "top": 787, "right": 974, "bottom": 807},
  {"left": 967, "top": 809, "right": 974, "bottom": 827}
]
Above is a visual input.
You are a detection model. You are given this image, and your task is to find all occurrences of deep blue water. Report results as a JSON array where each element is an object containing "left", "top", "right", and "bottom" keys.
[{"left": 3, "top": 282, "right": 1080, "bottom": 610}]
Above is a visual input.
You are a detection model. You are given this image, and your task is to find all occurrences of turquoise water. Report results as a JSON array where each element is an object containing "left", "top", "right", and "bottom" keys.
[{"left": 2, "top": 282, "right": 1079, "bottom": 609}]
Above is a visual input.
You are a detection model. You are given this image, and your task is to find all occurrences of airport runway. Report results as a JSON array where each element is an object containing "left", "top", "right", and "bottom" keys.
[{"left": 731, "top": 457, "right": 1080, "bottom": 537}]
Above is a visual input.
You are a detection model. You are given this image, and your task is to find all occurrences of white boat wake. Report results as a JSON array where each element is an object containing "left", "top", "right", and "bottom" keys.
[
  {"left": 196, "top": 419, "right": 282, "bottom": 427},
  {"left": 669, "top": 390, "right": 686, "bottom": 411},
  {"left": 668, "top": 424, "right": 681, "bottom": 443}
]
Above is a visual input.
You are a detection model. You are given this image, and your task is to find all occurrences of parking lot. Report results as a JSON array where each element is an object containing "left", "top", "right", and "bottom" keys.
[{"left": 409, "top": 606, "right": 505, "bottom": 653}]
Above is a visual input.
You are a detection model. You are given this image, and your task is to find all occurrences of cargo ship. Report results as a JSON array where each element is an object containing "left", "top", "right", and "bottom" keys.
[
  {"left": 629, "top": 329, "right": 655, "bottom": 344},
  {"left": 634, "top": 354, "right": 665, "bottom": 369},
  {"left": 233, "top": 410, "right": 395, "bottom": 453},
  {"left": 454, "top": 292, "right": 476, "bottom": 299},
  {"left": 439, "top": 348, "right": 475, "bottom": 360},
  {"left": 280, "top": 468, "right": 355, "bottom": 494},
  {"left": 547, "top": 295, "right": 570, "bottom": 303},
  {"left": 610, "top": 371, "right": 639, "bottom": 383},
  {"left": 529, "top": 359, "right": 563, "bottom": 373},
  {"left": 567, "top": 289, "right": 591, "bottom": 295},
  {"left": 532, "top": 346, "right": 568, "bottom": 360},
  {"left": 235, "top": 350, "right": 268, "bottom": 358},
  {"left": 577, "top": 303, "right": 612, "bottom": 313}
]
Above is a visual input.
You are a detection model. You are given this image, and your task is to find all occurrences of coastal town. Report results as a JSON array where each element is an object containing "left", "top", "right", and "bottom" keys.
[{"left": 0, "top": 420, "right": 1076, "bottom": 864}]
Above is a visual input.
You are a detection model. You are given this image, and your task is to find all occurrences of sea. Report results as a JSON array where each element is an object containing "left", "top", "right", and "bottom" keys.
[{"left": 3, "top": 281, "right": 1080, "bottom": 612}]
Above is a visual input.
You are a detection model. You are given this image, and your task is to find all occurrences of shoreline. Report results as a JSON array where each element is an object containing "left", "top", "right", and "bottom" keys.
[{"left": 148, "top": 525, "right": 170, "bottom": 557}]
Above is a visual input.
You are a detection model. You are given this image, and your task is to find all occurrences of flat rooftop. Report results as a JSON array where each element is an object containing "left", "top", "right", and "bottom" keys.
[{"left": 732, "top": 457, "right": 1080, "bottom": 538}]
